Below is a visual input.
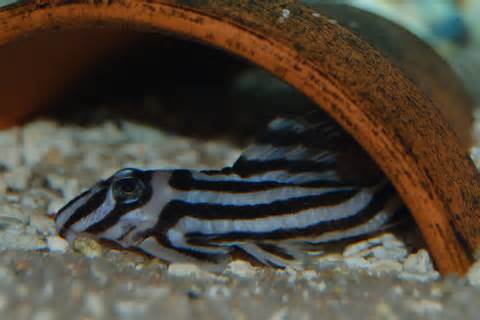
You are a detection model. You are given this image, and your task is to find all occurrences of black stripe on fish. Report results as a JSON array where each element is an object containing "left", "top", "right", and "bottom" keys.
[
  {"left": 256, "top": 242, "right": 295, "bottom": 261},
  {"left": 170, "top": 169, "right": 285, "bottom": 192},
  {"left": 249, "top": 110, "right": 351, "bottom": 148},
  {"left": 254, "top": 121, "right": 349, "bottom": 151},
  {"left": 116, "top": 225, "right": 137, "bottom": 242},
  {"left": 58, "top": 187, "right": 109, "bottom": 237},
  {"left": 169, "top": 169, "right": 353, "bottom": 192},
  {"left": 184, "top": 183, "right": 396, "bottom": 242},
  {"left": 233, "top": 244, "right": 289, "bottom": 268},
  {"left": 232, "top": 158, "right": 336, "bottom": 177},
  {"left": 57, "top": 189, "right": 91, "bottom": 218},
  {"left": 229, "top": 245, "right": 268, "bottom": 267},
  {"left": 155, "top": 188, "right": 359, "bottom": 232},
  {"left": 154, "top": 235, "right": 224, "bottom": 263},
  {"left": 301, "top": 202, "right": 409, "bottom": 246}
]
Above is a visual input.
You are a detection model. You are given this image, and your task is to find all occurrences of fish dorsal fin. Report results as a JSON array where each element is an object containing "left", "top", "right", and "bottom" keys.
[{"left": 232, "top": 110, "right": 383, "bottom": 187}]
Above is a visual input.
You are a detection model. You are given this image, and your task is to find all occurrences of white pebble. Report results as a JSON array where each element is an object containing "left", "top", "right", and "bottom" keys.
[
  {"left": 314, "top": 253, "right": 344, "bottom": 269},
  {"left": 368, "top": 260, "right": 403, "bottom": 275},
  {"left": 32, "top": 308, "right": 56, "bottom": 320},
  {"left": 372, "top": 246, "right": 408, "bottom": 261},
  {"left": 0, "top": 224, "right": 46, "bottom": 250},
  {"left": 167, "top": 263, "right": 202, "bottom": 278},
  {"left": 0, "top": 266, "right": 15, "bottom": 285},
  {"left": 80, "top": 122, "right": 125, "bottom": 144},
  {"left": 46, "top": 174, "right": 80, "bottom": 200},
  {"left": 73, "top": 237, "right": 102, "bottom": 258},
  {"left": 226, "top": 260, "right": 257, "bottom": 278},
  {"left": 47, "top": 236, "right": 69, "bottom": 253},
  {"left": 374, "top": 302, "right": 398, "bottom": 320},
  {"left": 22, "top": 120, "right": 74, "bottom": 166},
  {"left": 277, "top": 8, "right": 290, "bottom": 23},
  {"left": 301, "top": 270, "right": 318, "bottom": 281},
  {"left": 270, "top": 307, "right": 289, "bottom": 320},
  {"left": 383, "top": 238, "right": 406, "bottom": 250},
  {"left": 285, "top": 267, "right": 298, "bottom": 284},
  {"left": 344, "top": 257, "right": 370, "bottom": 269},
  {"left": 343, "top": 233, "right": 400, "bottom": 257},
  {"left": 430, "top": 285, "right": 443, "bottom": 298},
  {"left": 0, "top": 293, "right": 8, "bottom": 311},
  {"left": 174, "top": 149, "right": 200, "bottom": 167},
  {"left": 467, "top": 260, "right": 480, "bottom": 286},
  {"left": 392, "top": 285, "right": 404, "bottom": 296},
  {"left": 470, "top": 146, "right": 480, "bottom": 169},
  {"left": 90, "top": 260, "right": 111, "bottom": 286},
  {"left": 0, "top": 203, "right": 28, "bottom": 224},
  {"left": 138, "top": 286, "right": 170, "bottom": 299},
  {"left": 0, "top": 127, "right": 21, "bottom": 168},
  {"left": 3, "top": 166, "right": 31, "bottom": 191},
  {"left": 30, "top": 213, "right": 55, "bottom": 235},
  {"left": 206, "top": 285, "right": 231, "bottom": 299},
  {"left": 0, "top": 179, "right": 6, "bottom": 195},
  {"left": 309, "top": 281, "right": 327, "bottom": 293},
  {"left": 115, "top": 300, "right": 148, "bottom": 318},
  {"left": 407, "top": 299, "right": 443, "bottom": 316},
  {"left": 398, "top": 271, "right": 440, "bottom": 282},
  {"left": 122, "top": 122, "right": 167, "bottom": 144},
  {"left": 85, "top": 293, "right": 106, "bottom": 318},
  {"left": 343, "top": 241, "right": 369, "bottom": 257},
  {"left": 403, "top": 249, "right": 435, "bottom": 274}
]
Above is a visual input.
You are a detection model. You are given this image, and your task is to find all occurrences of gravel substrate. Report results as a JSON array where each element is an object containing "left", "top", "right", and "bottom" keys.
[{"left": 0, "top": 106, "right": 479, "bottom": 320}]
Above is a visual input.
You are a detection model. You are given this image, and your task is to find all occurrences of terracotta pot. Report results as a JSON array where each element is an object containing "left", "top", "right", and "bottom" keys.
[{"left": 0, "top": 0, "right": 478, "bottom": 275}]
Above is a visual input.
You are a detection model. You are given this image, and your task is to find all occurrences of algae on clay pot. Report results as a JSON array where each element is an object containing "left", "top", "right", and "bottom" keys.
[{"left": 0, "top": 0, "right": 21, "bottom": 8}]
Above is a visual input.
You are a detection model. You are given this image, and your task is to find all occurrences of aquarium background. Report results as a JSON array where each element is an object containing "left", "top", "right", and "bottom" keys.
[{"left": 303, "top": 0, "right": 480, "bottom": 103}]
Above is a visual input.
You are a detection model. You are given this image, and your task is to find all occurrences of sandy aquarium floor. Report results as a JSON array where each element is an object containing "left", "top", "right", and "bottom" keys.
[{"left": 0, "top": 107, "right": 480, "bottom": 320}]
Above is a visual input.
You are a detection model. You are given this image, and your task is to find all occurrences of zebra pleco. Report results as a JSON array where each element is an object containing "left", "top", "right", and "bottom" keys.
[{"left": 56, "top": 110, "right": 404, "bottom": 268}]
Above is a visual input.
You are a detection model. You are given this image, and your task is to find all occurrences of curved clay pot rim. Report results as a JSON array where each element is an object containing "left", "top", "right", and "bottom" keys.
[{"left": 1, "top": 0, "right": 479, "bottom": 275}]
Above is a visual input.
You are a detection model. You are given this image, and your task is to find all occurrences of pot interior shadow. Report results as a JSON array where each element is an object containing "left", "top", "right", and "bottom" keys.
[{"left": 49, "top": 32, "right": 316, "bottom": 146}]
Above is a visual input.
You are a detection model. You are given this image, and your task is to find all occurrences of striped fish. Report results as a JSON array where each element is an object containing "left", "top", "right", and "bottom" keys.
[{"left": 55, "top": 110, "right": 405, "bottom": 269}]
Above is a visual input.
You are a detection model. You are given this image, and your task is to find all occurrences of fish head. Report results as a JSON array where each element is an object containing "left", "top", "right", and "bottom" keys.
[{"left": 55, "top": 168, "right": 159, "bottom": 247}]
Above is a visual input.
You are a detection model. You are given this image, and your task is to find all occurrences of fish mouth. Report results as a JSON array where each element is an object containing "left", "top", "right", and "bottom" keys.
[
  {"left": 55, "top": 179, "right": 110, "bottom": 235},
  {"left": 61, "top": 228, "right": 79, "bottom": 244},
  {"left": 55, "top": 190, "right": 91, "bottom": 232}
]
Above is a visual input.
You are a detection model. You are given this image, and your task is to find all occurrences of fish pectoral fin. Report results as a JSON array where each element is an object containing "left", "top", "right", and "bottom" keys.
[
  {"left": 184, "top": 232, "right": 225, "bottom": 247},
  {"left": 185, "top": 232, "right": 305, "bottom": 269},
  {"left": 230, "top": 242, "right": 304, "bottom": 269}
]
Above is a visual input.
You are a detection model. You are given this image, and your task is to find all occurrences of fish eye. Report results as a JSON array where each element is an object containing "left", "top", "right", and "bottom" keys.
[{"left": 112, "top": 177, "right": 144, "bottom": 203}]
